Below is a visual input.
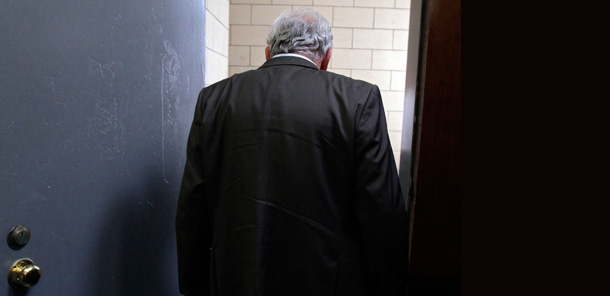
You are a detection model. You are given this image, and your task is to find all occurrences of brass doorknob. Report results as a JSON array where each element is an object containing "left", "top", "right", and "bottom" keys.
[{"left": 8, "top": 258, "right": 41, "bottom": 288}]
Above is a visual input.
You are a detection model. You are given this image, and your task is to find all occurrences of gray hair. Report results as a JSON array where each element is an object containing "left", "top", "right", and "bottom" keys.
[{"left": 266, "top": 8, "right": 333, "bottom": 61}]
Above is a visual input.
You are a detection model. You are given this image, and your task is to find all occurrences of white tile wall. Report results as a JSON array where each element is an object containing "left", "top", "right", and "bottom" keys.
[
  {"left": 372, "top": 50, "right": 408, "bottom": 71},
  {"left": 205, "top": 0, "right": 230, "bottom": 86},
  {"left": 352, "top": 29, "right": 394, "bottom": 50},
  {"left": 396, "top": 0, "right": 411, "bottom": 9},
  {"left": 391, "top": 71, "right": 406, "bottom": 91},
  {"left": 208, "top": 0, "right": 230, "bottom": 27},
  {"left": 232, "top": 0, "right": 271, "bottom": 4},
  {"left": 205, "top": 49, "right": 229, "bottom": 86},
  {"left": 381, "top": 90, "right": 406, "bottom": 112},
  {"left": 387, "top": 111, "right": 404, "bottom": 132},
  {"left": 352, "top": 70, "right": 391, "bottom": 90},
  {"left": 273, "top": 0, "right": 314, "bottom": 5},
  {"left": 230, "top": 4, "right": 251, "bottom": 25},
  {"left": 313, "top": 0, "right": 353, "bottom": 7},
  {"left": 333, "top": 7, "right": 374, "bottom": 28},
  {"left": 296, "top": 6, "right": 334, "bottom": 22},
  {"left": 250, "top": 46, "right": 267, "bottom": 66},
  {"left": 330, "top": 48, "right": 372, "bottom": 69},
  {"left": 230, "top": 25, "right": 269, "bottom": 46},
  {"left": 374, "top": 8, "right": 410, "bottom": 29},
  {"left": 229, "top": 45, "right": 250, "bottom": 66},
  {"left": 389, "top": 131, "right": 402, "bottom": 150},
  {"left": 355, "top": 0, "right": 394, "bottom": 8},
  {"left": 252, "top": 5, "right": 292, "bottom": 25},
  {"left": 331, "top": 28, "right": 353, "bottom": 48},
  {"left": 393, "top": 30, "right": 410, "bottom": 50}
]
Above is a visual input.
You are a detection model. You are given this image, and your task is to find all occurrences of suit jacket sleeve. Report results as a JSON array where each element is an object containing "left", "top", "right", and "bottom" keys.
[
  {"left": 176, "top": 91, "right": 212, "bottom": 296},
  {"left": 353, "top": 85, "right": 409, "bottom": 295}
]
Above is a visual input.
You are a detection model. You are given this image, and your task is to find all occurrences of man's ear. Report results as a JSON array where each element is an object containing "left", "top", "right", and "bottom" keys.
[
  {"left": 265, "top": 47, "right": 271, "bottom": 61},
  {"left": 320, "top": 48, "right": 332, "bottom": 71}
]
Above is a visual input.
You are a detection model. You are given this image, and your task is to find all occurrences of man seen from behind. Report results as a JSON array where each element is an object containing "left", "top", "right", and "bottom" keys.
[{"left": 176, "top": 8, "right": 409, "bottom": 296}]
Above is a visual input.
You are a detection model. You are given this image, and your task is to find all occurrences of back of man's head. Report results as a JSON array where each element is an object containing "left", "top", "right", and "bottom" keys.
[{"left": 266, "top": 8, "right": 333, "bottom": 63}]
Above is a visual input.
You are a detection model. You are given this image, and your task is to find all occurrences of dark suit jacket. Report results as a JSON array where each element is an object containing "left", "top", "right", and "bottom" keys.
[{"left": 176, "top": 56, "right": 408, "bottom": 296}]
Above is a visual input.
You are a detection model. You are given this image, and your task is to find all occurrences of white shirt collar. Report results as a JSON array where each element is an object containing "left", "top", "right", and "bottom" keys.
[{"left": 272, "top": 53, "right": 317, "bottom": 67}]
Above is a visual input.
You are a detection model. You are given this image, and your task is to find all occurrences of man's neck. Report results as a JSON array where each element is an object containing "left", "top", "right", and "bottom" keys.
[{"left": 272, "top": 53, "right": 320, "bottom": 69}]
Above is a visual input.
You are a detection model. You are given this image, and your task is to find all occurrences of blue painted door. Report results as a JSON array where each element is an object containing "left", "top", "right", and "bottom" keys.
[{"left": 1, "top": 1, "right": 205, "bottom": 295}]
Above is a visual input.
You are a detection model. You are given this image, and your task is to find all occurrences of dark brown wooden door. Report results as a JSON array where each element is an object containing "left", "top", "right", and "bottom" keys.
[{"left": 403, "top": 0, "right": 461, "bottom": 294}]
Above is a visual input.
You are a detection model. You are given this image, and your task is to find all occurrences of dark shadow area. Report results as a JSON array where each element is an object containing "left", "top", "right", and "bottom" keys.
[{"left": 407, "top": 275, "right": 461, "bottom": 296}]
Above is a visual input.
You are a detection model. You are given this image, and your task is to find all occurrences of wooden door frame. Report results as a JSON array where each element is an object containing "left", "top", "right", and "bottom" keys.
[{"left": 399, "top": 0, "right": 461, "bottom": 294}]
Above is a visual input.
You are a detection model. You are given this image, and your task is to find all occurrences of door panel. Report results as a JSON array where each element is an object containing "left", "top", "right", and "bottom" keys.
[
  {"left": 1, "top": 1, "right": 205, "bottom": 295},
  {"left": 404, "top": 0, "right": 461, "bottom": 294}
]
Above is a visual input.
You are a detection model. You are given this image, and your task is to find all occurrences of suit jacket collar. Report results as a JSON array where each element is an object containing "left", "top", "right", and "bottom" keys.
[{"left": 259, "top": 56, "right": 320, "bottom": 71}]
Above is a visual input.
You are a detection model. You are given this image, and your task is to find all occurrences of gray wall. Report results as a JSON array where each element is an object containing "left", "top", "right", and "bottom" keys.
[{"left": 0, "top": 1, "right": 205, "bottom": 295}]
